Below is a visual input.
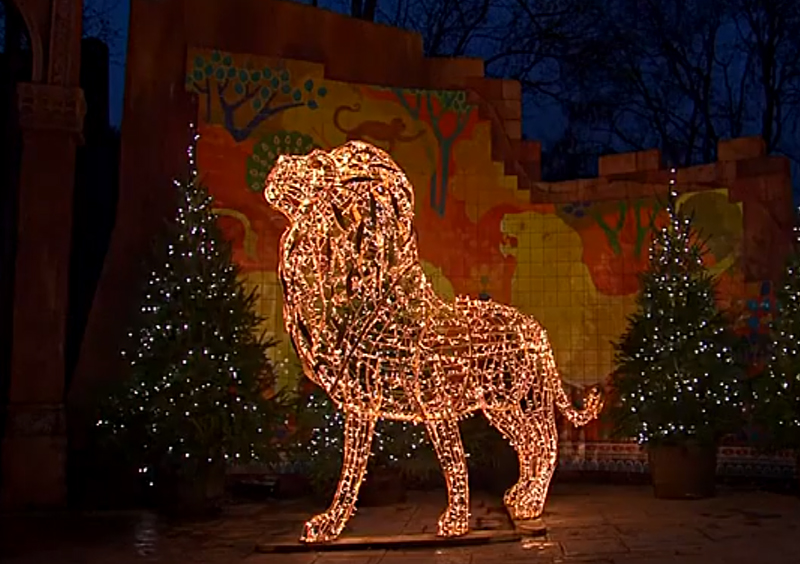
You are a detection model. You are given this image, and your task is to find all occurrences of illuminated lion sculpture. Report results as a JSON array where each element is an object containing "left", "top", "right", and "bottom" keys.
[{"left": 264, "top": 141, "right": 602, "bottom": 543}]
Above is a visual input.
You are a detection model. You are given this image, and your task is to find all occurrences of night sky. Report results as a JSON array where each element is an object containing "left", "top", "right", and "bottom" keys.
[
  {"left": 100, "top": 0, "right": 563, "bottom": 142},
  {"left": 99, "top": 0, "right": 799, "bottom": 200},
  {"left": 101, "top": 0, "right": 129, "bottom": 127}
]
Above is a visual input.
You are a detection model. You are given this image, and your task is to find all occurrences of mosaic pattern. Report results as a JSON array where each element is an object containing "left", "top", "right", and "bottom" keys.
[
  {"left": 185, "top": 49, "right": 777, "bottom": 462},
  {"left": 558, "top": 442, "right": 796, "bottom": 479}
]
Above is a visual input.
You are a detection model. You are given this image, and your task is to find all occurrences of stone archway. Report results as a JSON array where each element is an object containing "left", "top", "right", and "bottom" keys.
[
  {"left": 0, "top": 0, "right": 34, "bottom": 494},
  {"left": 0, "top": 0, "right": 85, "bottom": 508},
  {"left": 6, "top": 0, "right": 43, "bottom": 81}
]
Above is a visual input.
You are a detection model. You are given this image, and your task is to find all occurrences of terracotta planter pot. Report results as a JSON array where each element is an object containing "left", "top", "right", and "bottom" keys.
[
  {"left": 648, "top": 444, "right": 717, "bottom": 499},
  {"left": 158, "top": 462, "right": 226, "bottom": 519}
]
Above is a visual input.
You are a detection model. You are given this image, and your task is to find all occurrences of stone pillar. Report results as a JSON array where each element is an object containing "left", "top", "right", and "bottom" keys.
[{"left": 1, "top": 82, "right": 85, "bottom": 507}]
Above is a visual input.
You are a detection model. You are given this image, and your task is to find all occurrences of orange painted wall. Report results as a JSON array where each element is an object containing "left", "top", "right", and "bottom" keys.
[
  {"left": 186, "top": 48, "right": 791, "bottom": 398},
  {"left": 69, "top": 0, "right": 793, "bottom": 468},
  {"left": 73, "top": 0, "right": 793, "bottom": 469}
]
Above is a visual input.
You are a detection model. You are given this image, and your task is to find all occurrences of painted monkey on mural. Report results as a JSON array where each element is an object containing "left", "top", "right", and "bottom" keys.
[{"left": 333, "top": 103, "right": 426, "bottom": 152}]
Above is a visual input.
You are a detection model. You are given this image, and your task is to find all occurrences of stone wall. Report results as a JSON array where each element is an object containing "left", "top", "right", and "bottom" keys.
[
  {"left": 74, "top": 0, "right": 793, "bottom": 462},
  {"left": 181, "top": 45, "right": 793, "bottom": 398},
  {"left": 70, "top": 0, "right": 541, "bottom": 409}
]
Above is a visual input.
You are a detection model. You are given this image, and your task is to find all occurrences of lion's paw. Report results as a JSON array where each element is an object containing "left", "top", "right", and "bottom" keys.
[
  {"left": 504, "top": 482, "right": 543, "bottom": 521},
  {"left": 504, "top": 480, "right": 535, "bottom": 510},
  {"left": 507, "top": 503, "right": 543, "bottom": 521},
  {"left": 437, "top": 508, "right": 469, "bottom": 537},
  {"left": 505, "top": 496, "right": 544, "bottom": 521},
  {"left": 300, "top": 512, "right": 342, "bottom": 543}
]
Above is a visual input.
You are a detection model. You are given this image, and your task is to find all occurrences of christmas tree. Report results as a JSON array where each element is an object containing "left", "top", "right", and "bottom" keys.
[
  {"left": 293, "top": 382, "right": 436, "bottom": 494},
  {"left": 751, "top": 221, "right": 800, "bottom": 451},
  {"left": 610, "top": 170, "right": 744, "bottom": 446},
  {"left": 97, "top": 126, "right": 279, "bottom": 486}
]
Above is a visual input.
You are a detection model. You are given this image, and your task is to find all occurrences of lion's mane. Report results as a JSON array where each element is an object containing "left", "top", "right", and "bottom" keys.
[{"left": 278, "top": 142, "right": 433, "bottom": 404}]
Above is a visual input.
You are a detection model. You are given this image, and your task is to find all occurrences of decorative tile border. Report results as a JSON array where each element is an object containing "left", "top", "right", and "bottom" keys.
[
  {"left": 557, "top": 441, "right": 797, "bottom": 478},
  {"left": 232, "top": 442, "right": 796, "bottom": 481}
]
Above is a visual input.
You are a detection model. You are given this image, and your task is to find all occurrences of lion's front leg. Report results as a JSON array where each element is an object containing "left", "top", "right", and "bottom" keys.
[
  {"left": 425, "top": 418, "right": 470, "bottom": 537},
  {"left": 300, "top": 411, "right": 375, "bottom": 543}
]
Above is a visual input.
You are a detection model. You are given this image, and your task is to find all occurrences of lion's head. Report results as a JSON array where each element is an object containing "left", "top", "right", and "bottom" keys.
[
  {"left": 265, "top": 142, "right": 419, "bottom": 288},
  {"left": 264, "top": 141, "right": 415, "bottom": 225},
  {"left": 265, "top": 142, "right": 426, "bottom": 352},
  {"left": 264, "top": 148, "right": 338, "bottom": 222}
]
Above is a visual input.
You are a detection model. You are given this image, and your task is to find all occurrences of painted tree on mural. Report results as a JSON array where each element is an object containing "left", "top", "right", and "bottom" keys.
[
  {"left": 246, "top": 131, "right": 319, "bottom": 192},
  {"left": 388, "top": 88, "right": 475, "bottom": 216},
  {"left": 559, "top": 198, "right": 666, "bottom": 295},
  {"left": 187, "top": 50, "right": 327, "bottom": 142},
  {"left": 589, "top": 199, "right": 663, "bottom": 258}
]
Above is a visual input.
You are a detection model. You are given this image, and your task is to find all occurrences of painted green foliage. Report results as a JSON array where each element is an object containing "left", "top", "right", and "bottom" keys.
[
  {"left": 558, "top": 199, "right": 662, "bottom": 258},
  {"left": 591, "top": 199, "right": 663, "bottom": 257},
  {"left": 246, "top": 131, "right": 319, "bottom": 192},
  {"left": 390, "top": 88, "right": 473, "bottom": 217},
  {"left": 186, "top": 50, "right": 327, "bottom": 142}
]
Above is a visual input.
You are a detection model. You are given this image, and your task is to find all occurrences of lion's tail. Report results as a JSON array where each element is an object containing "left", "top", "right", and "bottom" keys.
[{"left": 541, "top": 336, "right": 603, "bottom": 427}]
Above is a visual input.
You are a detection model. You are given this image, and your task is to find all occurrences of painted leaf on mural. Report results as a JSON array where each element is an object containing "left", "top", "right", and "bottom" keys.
[
  {"left": 557, "top": 198, "right": 667, "bottom": 295},
  {"left": 194, "top": 123, "right": 286, "bottom": 272},
  {"left": 246, "top": 131, "right": 319, "bottom": 192},
  {"left": 186, "top": 50, "right": 327, "bottom": 143}
]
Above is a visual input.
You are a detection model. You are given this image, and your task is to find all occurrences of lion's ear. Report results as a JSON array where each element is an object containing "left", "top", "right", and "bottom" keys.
[
  {"left": 305, "top": 151, "right": 339, "bottom": 194},
  {"left": 347, "top": 141, "right": 385, "bottom": 165}
]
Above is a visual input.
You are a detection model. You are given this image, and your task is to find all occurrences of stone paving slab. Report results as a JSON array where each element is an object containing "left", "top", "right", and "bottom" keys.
[{"left": 2, "top": 484, "right": 800, "bottom": 563}]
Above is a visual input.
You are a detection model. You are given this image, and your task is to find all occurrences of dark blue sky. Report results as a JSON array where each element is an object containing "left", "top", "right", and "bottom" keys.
[
  {"left": 103, "top": 0, "right": 129, "bottom": 127},
  {"left": 100, "top": 0, "right": 798, "bottom": 203},
  {"left": 101, "top": 0, "right": 563, "bottom": 142}
]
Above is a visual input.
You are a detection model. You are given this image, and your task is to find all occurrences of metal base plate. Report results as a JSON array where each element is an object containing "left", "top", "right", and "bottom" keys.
[{"left": 255, "top": 529, "right": 526, "bottom": 553}]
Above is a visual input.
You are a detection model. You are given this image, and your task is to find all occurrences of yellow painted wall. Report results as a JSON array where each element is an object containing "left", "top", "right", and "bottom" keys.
[{"left": 187, "top": 48, "right": 753, "bottom": 392}]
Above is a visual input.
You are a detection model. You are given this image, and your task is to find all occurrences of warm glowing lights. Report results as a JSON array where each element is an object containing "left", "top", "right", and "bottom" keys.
[
  {"left": 750, "top": 206, "right": 800, "bottom": 447},
  {"left": 97, "top": 125, "right": 274, "bottom": 487},
  {"left": 264, "top": 141, "right": 603, "bottom": 543},
  {"left": 611, "top": 165, "right": 744, "bottom": 446}
]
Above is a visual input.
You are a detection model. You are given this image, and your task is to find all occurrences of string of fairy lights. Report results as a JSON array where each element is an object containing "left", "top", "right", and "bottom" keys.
[
  {"left": 265, "top": 141, "right": 602, "bottom": 543},
  {"left": 614, "top": 166, "right": 743, "bottom": 445},
  {"left": 753, "top": 206, "right": 800, "bottom": 439},
  {"left": 303, "top": 392, "right": 428, "bottom": 463},
  {"left": 96, "top": 124, "right": 272, "bottom": 485}
]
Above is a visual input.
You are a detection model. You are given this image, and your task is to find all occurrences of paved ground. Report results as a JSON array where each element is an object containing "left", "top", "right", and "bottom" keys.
[{"left": 2, "top": 484, "right": 800, "bottom": 563}]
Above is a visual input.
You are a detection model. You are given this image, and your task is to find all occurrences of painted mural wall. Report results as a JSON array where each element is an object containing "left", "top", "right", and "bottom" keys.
[{"left": 185, "top": 48, "right": 770, "bottom": 407}]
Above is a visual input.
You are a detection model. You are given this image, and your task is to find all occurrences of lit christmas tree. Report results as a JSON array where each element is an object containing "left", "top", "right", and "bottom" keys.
[
  {"left": 751, "top": 219, "right": 800, "bottom": 451},
  {"left": 97, "top": 126, "right": 279, "bottom": 488},
  {"left": 610, "top": 170, "right": 744, "bottom": 446},
  {"left": 293, "top": 383, "right": 436, "bottom": 494}
]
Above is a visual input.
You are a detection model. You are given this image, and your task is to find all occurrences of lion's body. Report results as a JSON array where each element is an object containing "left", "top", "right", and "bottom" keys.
[
  {"left": 265, "top": 141, "right": 602, "bottom": 543},
  {"left": 281, "top": 245, "right": 552, "bottom": 420}
]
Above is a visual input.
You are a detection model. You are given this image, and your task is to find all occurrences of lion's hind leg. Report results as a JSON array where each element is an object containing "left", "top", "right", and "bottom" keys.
[
  {"left": 425, "top": 417, "right": 470, "bottom": 537},
  {"left": 484, "top": 405, "right": 540, "bottom": 520},
  {"left": 300, "top": 411, "right": 375, "bottom": 543},
  {"left": 527, "top": 408, "right": 558, "bottom": 519}
]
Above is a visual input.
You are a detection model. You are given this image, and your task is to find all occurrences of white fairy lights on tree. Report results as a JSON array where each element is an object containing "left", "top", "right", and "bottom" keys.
[
  {"left": 610, "top": 167, "right": 744, "bottom": 446},
  {"left": 96, "top": 124, "right": 278, "bottom": 485},
  {"left": 303, "top": 392, "right": 428, "bottom": 462},
  {"left": 752, "top": 210, "right": 800, "bottom": 450},
  {"left": 264, "top": 141, "right": 602, "bottom": 543}
]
